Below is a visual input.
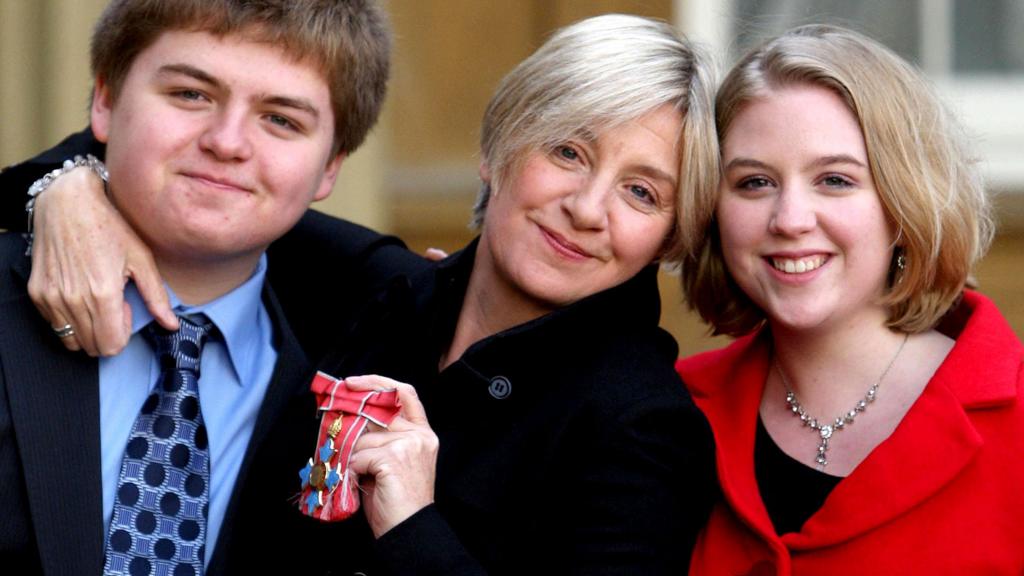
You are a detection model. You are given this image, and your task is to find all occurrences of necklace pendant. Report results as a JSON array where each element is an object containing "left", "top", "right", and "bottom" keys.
[
  {"left": 815, "top": 437, "right": 830, "bottom": 470},
  {"left": 815, "top": 443, "right": 828, "bottom": 467},
  {"left": 776, "top": 332, "right": 909, "bottom": 476}
]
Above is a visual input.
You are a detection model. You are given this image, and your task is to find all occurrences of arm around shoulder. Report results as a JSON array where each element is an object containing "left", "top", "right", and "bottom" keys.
[{"left": 0, "top": 128, "right": 105, "bottom": 231}]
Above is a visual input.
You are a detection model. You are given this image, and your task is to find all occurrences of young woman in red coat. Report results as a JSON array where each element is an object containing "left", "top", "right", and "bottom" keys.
[{"left": 676, "top": 24, "right": 1024, "bottom": 575}]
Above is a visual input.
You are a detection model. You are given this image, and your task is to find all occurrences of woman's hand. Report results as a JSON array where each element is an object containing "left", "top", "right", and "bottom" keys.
[
  {"left": 27, "top": 166, "right": 178, "bottom": 356},
  {"left": 347, "top": 375, "right": 439, "bottom": 538}
]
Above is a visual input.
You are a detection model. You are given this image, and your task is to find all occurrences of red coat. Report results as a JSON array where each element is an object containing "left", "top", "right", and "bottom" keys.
[{"left": 677, "top": 291, "right": 1024, "bottom": 575}]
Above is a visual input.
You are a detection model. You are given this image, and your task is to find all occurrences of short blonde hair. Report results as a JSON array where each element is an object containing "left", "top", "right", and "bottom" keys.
[
  {"left": 474, "top": 14, "right": 720, "bottom": 264},
  {"left": 683, "top": 24, "right": 993, "bottom": 335},
  {"left": 91, "top": 0, "right": 391, "bottom": 155}
]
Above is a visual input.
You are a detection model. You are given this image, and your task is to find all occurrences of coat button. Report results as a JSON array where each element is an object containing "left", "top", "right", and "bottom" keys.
[{"left": 488, "top": 376, "right": 511, "bottom": 399}]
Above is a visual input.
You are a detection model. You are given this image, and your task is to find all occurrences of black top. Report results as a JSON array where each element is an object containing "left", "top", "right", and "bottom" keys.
[
  {"left": 754, "top": 418, "right": 842, "bottom": 535},
  {"left": 296, "top": 240, "right": 718, "bottom": 575}
]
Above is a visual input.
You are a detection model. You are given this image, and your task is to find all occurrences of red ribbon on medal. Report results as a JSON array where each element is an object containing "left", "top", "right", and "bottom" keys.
[{"left": 298, "top": 371, "right": 401, "bottom": 522}]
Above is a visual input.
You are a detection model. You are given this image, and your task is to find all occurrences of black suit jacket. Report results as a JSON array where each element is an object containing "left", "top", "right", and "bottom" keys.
[
  {"left": 0, "top": 233, "right": 311, "bottom": 575},
  {"left": 0, "top": 130, "right": 427, "bottom": 575}
]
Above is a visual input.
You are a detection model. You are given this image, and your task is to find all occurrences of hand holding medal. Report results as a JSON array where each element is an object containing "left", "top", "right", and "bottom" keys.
[
  {"left": 298, "top": 372, "right": 403, "bottom": 522},
  {"left": 346, "top": 375, "right": 439, "bottom": 538}
]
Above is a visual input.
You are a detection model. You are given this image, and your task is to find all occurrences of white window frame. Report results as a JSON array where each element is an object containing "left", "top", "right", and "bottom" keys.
[{"left": 675, "top": 0, "right": 1024, "bottom": 192}]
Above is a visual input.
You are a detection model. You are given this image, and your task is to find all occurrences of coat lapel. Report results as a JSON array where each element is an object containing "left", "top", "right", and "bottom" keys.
[
  {"left": 205, "top": 282, "right": 311, "bottom": 576},
  {"left": 684, "top": 325, "right": 990, "bottom": 552},
  {"left": 682, "top": 292, "right": 1021, "bottom": 570},
  {"left": 789, "top": 379, "right": 982, "bottom": 548},
  {"left": 789, "top": 293, "right": 1017, "bottom": 549},
  {"left": 681, "top": 333, "right": 780, "bottom": 544},
  {"left": 1, "top": 258, "right": 104, "bottom": 575},
  {"left": 238, "top": 283, "right": 311, "bottom": 473}
]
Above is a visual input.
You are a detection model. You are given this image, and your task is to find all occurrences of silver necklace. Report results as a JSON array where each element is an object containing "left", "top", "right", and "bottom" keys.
[{"left": 776, "top": 333, "right": 909, "bottom": 471}]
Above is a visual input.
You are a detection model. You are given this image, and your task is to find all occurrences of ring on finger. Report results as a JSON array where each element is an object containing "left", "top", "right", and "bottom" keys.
[{"left": 53, "top": 323, "right": 75, "bottom": 338}]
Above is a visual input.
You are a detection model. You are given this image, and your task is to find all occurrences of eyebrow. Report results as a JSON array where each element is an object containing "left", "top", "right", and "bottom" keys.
[
  {"left": 157, "top": 63, "right": 220, "bottom": 88},
  {"left": 723, "top": 154, "right": 866, "bottom": 172},
  {"left": 722, "top": 157, "right": 770, "bottom": 172},
  {"left": 807, "top": 154, "right": 866, "bottom": 170},
  {"left": 262, "top": 95, "right": 320, "bottom": 120},
  {"left": 156, "top": 63, "right": 320, "bottom": 120},
  {"left": 632, "top": 165, "right": 678, "bottom": 189}
]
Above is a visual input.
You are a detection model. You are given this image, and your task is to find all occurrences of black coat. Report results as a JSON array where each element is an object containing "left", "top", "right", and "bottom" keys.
[{"left": 284, "top": 241, "right": 718, "bottom": 575}]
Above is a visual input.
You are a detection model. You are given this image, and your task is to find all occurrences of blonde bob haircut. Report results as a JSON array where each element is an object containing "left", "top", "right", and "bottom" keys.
[
  {"left": 91, "top": 0, "right": 391, "bottom": 155},
  {"left": 473, "top": 14, "right": 719, "bottom": 265},
  {"left": 683, "top": 24, "right": 994, "bottom": 336}
]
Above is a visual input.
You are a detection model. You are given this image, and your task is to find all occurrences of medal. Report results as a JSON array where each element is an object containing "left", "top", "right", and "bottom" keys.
[{"left": 298, "top": 371, "right": 401, "bottom": 522}]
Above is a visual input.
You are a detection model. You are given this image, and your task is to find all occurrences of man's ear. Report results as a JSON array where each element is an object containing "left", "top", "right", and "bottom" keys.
[
  {"left": 313, "top": 152, "right": 347, "bottom": 201},
  {"left": 90, "top": 78, "right": 113, "bottom": 144}
]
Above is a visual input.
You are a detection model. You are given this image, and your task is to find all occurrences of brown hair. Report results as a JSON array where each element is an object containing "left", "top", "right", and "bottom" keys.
[
  {"left": 91, "top": 0, "right": 391, "bottom": 154},
  {"left": 683, "top": 24, "right": 993, "bottom": 335}
]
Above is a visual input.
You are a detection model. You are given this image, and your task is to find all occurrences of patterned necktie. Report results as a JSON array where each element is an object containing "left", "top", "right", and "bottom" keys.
[{"left": 104, "top": 316, "right": 214, "bottom": 576}]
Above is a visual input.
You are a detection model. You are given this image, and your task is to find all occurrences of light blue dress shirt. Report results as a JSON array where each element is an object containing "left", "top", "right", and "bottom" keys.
[{"left": 99, "top": 254, "right": 277, "bottom": 566}]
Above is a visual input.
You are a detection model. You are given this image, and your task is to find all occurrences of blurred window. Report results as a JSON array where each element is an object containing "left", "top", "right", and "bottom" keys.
[{"left": 680, "top": 0, "right": 1024, "bottom": 190}]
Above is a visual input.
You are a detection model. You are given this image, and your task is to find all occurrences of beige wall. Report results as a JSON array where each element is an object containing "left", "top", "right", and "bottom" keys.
[
  {"left": 2, "top": 0, "right": 1020, "bottom": 353},
  {"left": 0, "top": 0, "right": 107, "bottom": 163}
]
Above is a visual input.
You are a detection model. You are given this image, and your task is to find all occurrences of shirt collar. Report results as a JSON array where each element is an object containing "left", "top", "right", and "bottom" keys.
[{"left": 126, "top": 253, "right": 269, "bottom": 387}]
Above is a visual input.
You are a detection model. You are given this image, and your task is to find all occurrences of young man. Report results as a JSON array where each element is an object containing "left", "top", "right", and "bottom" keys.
[{"left": 0, "top": 1, "right": 419, "bottom": 574}]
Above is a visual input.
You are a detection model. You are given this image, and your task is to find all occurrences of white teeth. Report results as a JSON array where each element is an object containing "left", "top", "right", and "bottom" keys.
[{"left": 772, "top": 256, "right": 825, "bottom": 274}]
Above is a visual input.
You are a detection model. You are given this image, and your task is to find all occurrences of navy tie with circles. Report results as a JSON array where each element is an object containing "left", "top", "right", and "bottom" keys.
[{"left": 104, "top": 316, "right": 214, "bottom": 576}]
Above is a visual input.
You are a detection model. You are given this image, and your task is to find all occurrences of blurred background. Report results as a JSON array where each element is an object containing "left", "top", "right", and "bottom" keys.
[{"left": 2, "top": 0, "right": 1021, "bottom": 355}]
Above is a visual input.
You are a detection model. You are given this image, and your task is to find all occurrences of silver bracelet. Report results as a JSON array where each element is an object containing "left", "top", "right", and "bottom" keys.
[{"left": 24, "top": 154, "right": 109, "bottom": 256}]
